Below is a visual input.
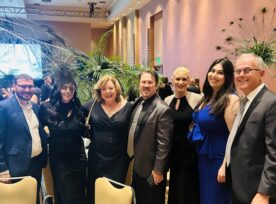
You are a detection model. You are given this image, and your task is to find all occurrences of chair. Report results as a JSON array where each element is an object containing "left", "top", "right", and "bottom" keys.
[
  {"left": 0, "top": 176, "right": 37, "bottom": 204},
  {"left": 42, "top": 162, "right": 54, "bottom": 204},
  {"left": 95, "top": 177, "right": 136, "bottom": 204}
]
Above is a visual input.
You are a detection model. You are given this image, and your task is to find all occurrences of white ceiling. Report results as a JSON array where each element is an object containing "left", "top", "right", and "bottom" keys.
[{"left": 0, "top": 0, "right": 151, "bottom": 28}]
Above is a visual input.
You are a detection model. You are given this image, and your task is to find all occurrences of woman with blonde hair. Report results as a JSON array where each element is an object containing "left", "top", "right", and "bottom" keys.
[
  {"left": 85, "top": 75, "right": 133, "bottom": 204},
  {"left": 165, "top": 67, "right": 202, "bottom": 204}
]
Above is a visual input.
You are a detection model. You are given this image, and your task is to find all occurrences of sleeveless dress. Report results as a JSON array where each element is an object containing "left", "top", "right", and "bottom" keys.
[
  {"left": 86, "top": 101, "right": 133, "bottom": 204},
  {"left": 192, "top": 105, "right": 230, "bottom": 204},
  {"left": 168, "top": 97, "right": 199, "bottom": 204}
]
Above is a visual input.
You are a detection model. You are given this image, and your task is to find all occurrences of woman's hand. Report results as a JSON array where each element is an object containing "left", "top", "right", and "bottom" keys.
[{"left": 217, "top": 162, "right": 226, "bottom": 183}]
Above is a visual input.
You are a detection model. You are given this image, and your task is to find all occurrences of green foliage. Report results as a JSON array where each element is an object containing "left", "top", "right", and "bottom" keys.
[
  {"left": 242, "top": 41, "right": 276, "bottom": 64},
  {"left": 75, "top": 30, "right": 154, "bottom": 103},
  {"left": 217, "top": 7, "right": 276, "bottom": 69}
]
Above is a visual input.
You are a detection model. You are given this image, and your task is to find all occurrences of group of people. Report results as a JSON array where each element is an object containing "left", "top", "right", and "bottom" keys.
[{"left": 0, "top": 52, "right": 275, "bottom": 204}]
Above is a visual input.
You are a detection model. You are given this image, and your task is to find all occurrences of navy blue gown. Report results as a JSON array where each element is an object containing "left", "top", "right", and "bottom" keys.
[{"left": 192, "top": 105, "right": 231, "bottom": 204}]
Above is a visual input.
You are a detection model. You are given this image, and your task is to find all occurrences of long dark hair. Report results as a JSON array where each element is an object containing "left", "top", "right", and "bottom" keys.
[
  {"left": 196, "top": 58, "right": 235, "bottom": 116},
  {"left": 45, "top": 83, "right": 84, "bottom": 126}
]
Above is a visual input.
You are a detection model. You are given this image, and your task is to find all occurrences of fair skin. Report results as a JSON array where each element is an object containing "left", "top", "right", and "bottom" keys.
[
  {"left": 217, "top": 94, "right": 239, "bottom": 183},
  {"left": 172, "top": 70, "right": 190, "bottom": 109},
  {"left": 208, "top": 63, "right": 225, "bottom": 93},
  {"left": 139, "top": 73, "right": 163, "bottom": 185},
  {"left": 172, "top": 71, "right": 190, "bottom": 97},
  {"left": 100, "top": 80, "right": 126, "bottom": 118},
  {"left": 14, "top": 78, "right": 34, "bottom": 105},
  {"left": 235, "top": 55, "right": 265, "bottom": 96},
  {"left": 207, "top": 64, "right": 239, "bottom": 183},
  {"left": 0, "top": 78, "right": 35, "bottom": 183},
  {"left": 60, "top": 84, "right": 75, "bottom": 104},
  {"left": 235, "top": 55, "right": 268, "bottom": 204}
]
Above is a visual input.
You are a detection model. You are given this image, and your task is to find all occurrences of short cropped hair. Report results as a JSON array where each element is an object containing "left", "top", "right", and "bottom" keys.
[
  {"left": 15, "top": 74, "right": 33, "bottom": 84},
  {"left": 172, "top": 67, "right": 190, "bottom": 79}
]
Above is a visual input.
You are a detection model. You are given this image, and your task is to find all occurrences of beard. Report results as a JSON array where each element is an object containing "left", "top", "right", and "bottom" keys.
[{"left": 16, "top": 92, "right": 33, "bottom": 101}]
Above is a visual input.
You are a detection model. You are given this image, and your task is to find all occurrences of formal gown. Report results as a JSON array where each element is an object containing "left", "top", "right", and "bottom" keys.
[
  {"left": 168, "top": 97, "right": 200, "bottom": 204},
  {"left": 86, "top": 101, "right": 133, "bottom": 204},
  {"left": 192, "top": 105, "right": 231, "bottom": 204},
  {"left": 39, "top": 102, "right": 86, "bottom": 204}
]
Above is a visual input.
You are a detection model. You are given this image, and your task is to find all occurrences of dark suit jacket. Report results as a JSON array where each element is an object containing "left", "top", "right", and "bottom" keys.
[
  {"left": 230, "top": 86, "right": 276, "bottom": 203},
  {"left": 131, "top": 95, "right": 173, "bottom": 178},
  {"left": 0, "top": 95, "right": 48, "bottom": 177}
]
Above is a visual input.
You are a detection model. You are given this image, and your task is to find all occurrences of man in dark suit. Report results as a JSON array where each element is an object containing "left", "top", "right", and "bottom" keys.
[
  {"left": 0, "top": 74, "right": 48, "bottom": 204},
  {"left": 41, "top": 75, "right": 53, "bottom": 102},
  {"left": 128, "top": 71, "right": 173, "bottom": 204},
  {"left": 229, "top": 53, "right": 276, "bottom": 204}
]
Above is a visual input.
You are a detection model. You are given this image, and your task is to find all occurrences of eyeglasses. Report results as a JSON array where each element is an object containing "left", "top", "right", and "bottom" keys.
[
  {"left": 16, "top": 85, "right": 34, "bottom": 90},
  {"left": 234, "top": 67, "right": 261, "bottom": 75}
]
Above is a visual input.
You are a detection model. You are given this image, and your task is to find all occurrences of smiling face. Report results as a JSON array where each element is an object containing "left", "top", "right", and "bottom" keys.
[
  {"left": 60, "top": 83, "right": 75, "bottom": 103},
  {"left": 15, "top": 78, "right": 34, "bottom": 102},
  {"left": 172, "top": 70, "right": 190, "bottom": 93},
  {"left": 207, "top": 63, "right": 225, "bottom": 92},
  {"left": 100, "top": 80, "right": 117, "bottom": 103},
  {"left": 139, "top": 72, "right": 158, "bottom": 100},
  {"left": 235, "top": 55, "right": 264, "bottom": 96}
]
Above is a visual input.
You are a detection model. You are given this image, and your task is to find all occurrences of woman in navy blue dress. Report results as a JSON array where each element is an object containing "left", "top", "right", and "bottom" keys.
[{"left": 191, "top": 58, "right": 239, "bottom": 204}]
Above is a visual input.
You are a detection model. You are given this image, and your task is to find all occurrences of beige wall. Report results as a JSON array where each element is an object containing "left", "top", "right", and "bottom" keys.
[
  {"left": 40, "top": 21, "right": 108, "bottom": 54},
  {"left": 138, "top": 0, "right": 276, "bottom": 92}
]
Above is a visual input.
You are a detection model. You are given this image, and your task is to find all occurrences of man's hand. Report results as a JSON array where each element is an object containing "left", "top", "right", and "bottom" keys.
[
  {"left": 251, "top": 193, "right": 269, "bottom": 204},
  {"left": 0, "top": 172, "right": 11, "bottom": 184},
  {"left": 152, "top": 170, "right": 164, "bottom": 185}
]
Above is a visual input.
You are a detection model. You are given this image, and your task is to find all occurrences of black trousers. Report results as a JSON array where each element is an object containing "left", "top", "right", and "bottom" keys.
[
  {"left": 29, "top": 156, "right": 43, "bottom": 204},
  {"left": 132, "top": 171, "right": 166, "bottom": 204}
]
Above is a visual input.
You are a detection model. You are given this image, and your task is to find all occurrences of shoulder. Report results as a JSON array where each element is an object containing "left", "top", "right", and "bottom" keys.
[
  {"left": 228, "top": 94, "right": 239, "bottom": 104},
  {"left": 225, "top": 94, "right": 240, "bottom": 114},
  {"left": 187, "top": 91, "right": 203, "bottom": 109},
  {"left": 164, "top": 94, "right": 174, "bottom": 105},
  {"left": 0, "top": 96, "right": 15, "bottom": 108},
  {"left": 156, "top": 97, "right": 171, "bottom": 113},
  {"left": 82, "top": 99, "right": 96, "bottom": 111},
  {"left": 262, "top": 89, "right": 276, "bottom": 107}
]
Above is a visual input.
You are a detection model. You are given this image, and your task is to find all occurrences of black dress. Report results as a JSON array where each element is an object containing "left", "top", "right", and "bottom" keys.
[
  {"left": 168, "top": 97, "right": 200, "bottom": 204},
  {"left": 39, "top": 102, "right": 86, "bottom": 204},
  {"left": 86, "top": 101, "right": 133, "bottom": 204}
]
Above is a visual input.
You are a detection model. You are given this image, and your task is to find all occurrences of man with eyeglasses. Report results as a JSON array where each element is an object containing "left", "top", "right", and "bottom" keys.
[
  {"left": 228, "top": 53, "right": 276, "bottom": 204},
  {"left": 0, "top": 74, "right": 48, "bottom": 204}
]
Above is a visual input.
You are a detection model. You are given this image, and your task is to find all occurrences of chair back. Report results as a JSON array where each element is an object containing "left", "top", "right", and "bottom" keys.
[
  {"left": 95, "top": 177, "right": 136, "bottom": 204},
  {"left": 0, "top": 176, "right": 37, "bottom": 204}
]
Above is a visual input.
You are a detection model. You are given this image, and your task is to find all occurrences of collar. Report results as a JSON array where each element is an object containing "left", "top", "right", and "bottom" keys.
[
  {"left": 246, "top": 83, "right": 265, "bottom": 103},
  {"left": 142, "top": 93, "right": 157, "bottom": 105},
  {"left": 15, "top": 94, "right": 32, "bottom": 109}
]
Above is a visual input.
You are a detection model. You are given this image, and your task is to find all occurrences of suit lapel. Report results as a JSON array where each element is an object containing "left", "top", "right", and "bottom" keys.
[
  {"left": 233, "top": 87, "right": 267, "bottom": 144},
  {"left": 11, "top": 95, "right": 32, "bottom": 136},
  {"left": 135, "top": 95, "right": 158, "bottom": 140}
]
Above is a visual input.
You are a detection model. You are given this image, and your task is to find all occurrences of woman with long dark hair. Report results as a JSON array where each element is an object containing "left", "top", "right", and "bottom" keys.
[
  {"left": 192, "top": 58, "right": 239, "bottom": 204},
  {"left": 39, "top": 79, "right": 86, "bottom": 204}
]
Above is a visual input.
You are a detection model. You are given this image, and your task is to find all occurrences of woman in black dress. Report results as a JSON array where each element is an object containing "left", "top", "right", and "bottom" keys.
[
  {"left": 39, "top": 80, "right": 86, "bottom": 204},
  {"left": 164, "top": 67, "right": 202, "bottom": 204},
  {"left": 85, "top": 75, "right": 133, "bottom": 204}
]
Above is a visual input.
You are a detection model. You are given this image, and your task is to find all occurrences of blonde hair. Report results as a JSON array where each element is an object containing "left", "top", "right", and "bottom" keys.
[
  {"left": 94, "top": 75, "right": 122, "bottom": 103},
  {"left": 172, "top": 67, "right": 190, "bottom": 79}
]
